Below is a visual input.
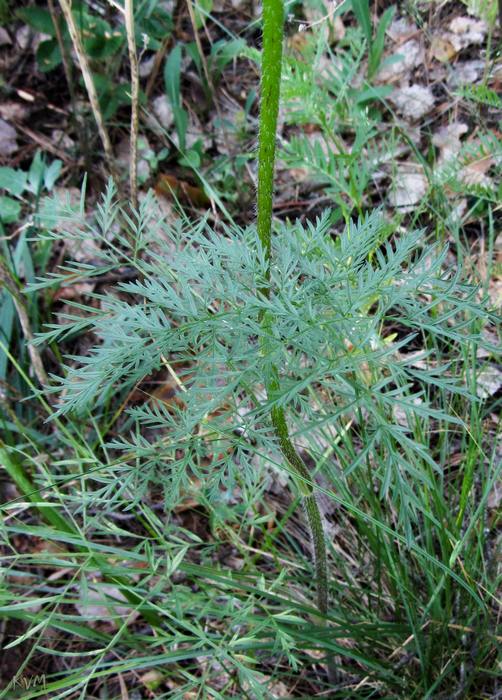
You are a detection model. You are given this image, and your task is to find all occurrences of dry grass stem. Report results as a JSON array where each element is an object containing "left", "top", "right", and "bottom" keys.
[
  {"left": 125, "top": 0, "right": 139, "bottom": 209},
  {"left": 58, "top": 0, "right": 118, "bottom": 182}
]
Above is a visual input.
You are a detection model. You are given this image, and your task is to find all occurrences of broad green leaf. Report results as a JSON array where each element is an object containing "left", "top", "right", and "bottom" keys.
[
  {"left": 16, "top": 7, "right": 56, "bottom": 36},
  {"left": 82, "top": 16, "right": 123, "bottom": 59},
  {"left": 164, "top": 44, "right": 188, "bottom": 150},
  {"left": 194, "top": 0, "right": 212, "bottom": 29},
  {"left": 92, "top": 74, "right": 131, "bottom": 120},
  {"left": 210, "top": 39, "right": 246, "bottom": 75},
  {"left": 36, "top": 38, "right": 62, "bottom": 73},
  {"left": 355, "top": 85, "right": 393, "bottom": 103},
  {"left": 0, "top": 195, "right": 21, "bottom": 223},
  {"left": 369, "top": 5, "right": 395, "bottom": 78},
  {"left": 351, "top": 0, "right": 372, "bottom": 44},
  {"left": 0, "top": 167, "right": 27, "bottom": 196},
  {"left": 0, "top": 290, "right": 14, "bottom": 380},
  {"left": 27, "top": 150, "right": 45, "bottom": 196},
  {"left": 43, "top": 159, "right": 63, "bottom": 191},
  {"left": 138, "top": 7, "right": 173, "bottom": 46}
]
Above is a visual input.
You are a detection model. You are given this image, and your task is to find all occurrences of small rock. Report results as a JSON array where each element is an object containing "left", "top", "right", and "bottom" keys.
[
  {"left": 376, "top": 39, "right": 422, "bottom": 83},
  {"left": 487, "top": 479, "right": 501, "bottom": 510},
  {"left": 65, "top": 234, "right": 101, "bottom": 263},
  {"left": 41, "top": 187, "right": 101, "bottom": 263},
  {"left": 0, "top": 27, "right": 11, "bottom": 46},
  {"left": 268, "top": 680, "right": 290, "bottom": 698},
  {"left": 388, "top": 167, "right": 428, "bottom": 210},
  {"left": 431, "top": 18, "right": 487, "bottom": 62},
  {"left": 448, "top": 59, "right": 485, "bottom": 87},
  {"left": 138, "top": 190, "right": 176, "bottom": 234},
  {"left": 0, "top": 101, "right": 29, "bottom": 123},
  {"left": 184, "top": 115, "right": 211, "bottom": 150},
  {"left": 139, "top": 54, "right": 156, "bottom": 78},
  {"left": 137, "top": 158, "right": 150, "bottom": 183},
  {"left": 16, "top": 25, "right": 31, "bottom": 50},
  {"left": 116, "top": 134, "right": 155, "bottom": 183},
  {"left": 210, "top": 104, "right": 248, "bottom": 152},
  {"left": 390, "top": 85, "right": 435, "bottom": 120},
  {"left": 0, "top": 118, "right": 18, "bottom": 155},
  {"left": 393, "top": 396, "right": 424, "bottom": 427},
  {"left": 432, "top": 122, "right": 469, "bottom": 164},
  {"left": 387, "top": 18, "right": 418, "bottom": 42},
  {"left": 449, "top": 16, "right": 487, "bottom": 49},
  {"left": 476, "top": 365, "right": 502, "bottom": 400},
  {"left": 51, "top": 129, "right": 75, "bottom": 152},
  {"left": 146, "top": 94, "right": 174, "bottom": 134},
  {"left": 75, "top": 582, "right": 133, "bottom": 626}
]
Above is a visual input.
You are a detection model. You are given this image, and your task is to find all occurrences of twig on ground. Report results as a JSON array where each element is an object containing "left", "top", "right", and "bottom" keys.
[{"left": 15, "top": 124, "right": 76, "bottom": 165}]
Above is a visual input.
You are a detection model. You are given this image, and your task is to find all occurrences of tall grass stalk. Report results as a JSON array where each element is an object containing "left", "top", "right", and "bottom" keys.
[
  {"left": 257, "top": 0, "right": 329, "bottom": 620},
  {"left": 58, "top": 0, "right": 117, "bottom": 182},
  {"left": 125, "top": 0, "right": 139, "bottom": 209}
]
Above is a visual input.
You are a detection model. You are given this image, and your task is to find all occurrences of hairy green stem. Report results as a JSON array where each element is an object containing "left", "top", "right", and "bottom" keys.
[
  {"left": 257, "top": 0, "right": 283, "bottom": 263},
  {"left": 257, "top": 0, "right": 329, "bottom": 619}
]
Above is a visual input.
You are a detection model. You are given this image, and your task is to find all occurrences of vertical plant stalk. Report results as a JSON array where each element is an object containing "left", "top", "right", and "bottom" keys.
[
  {"left": 0, "top": 257, "right": 49, "bottom": 390},
  {"left": 58, "top": 0, "right": 118, "bottom": 183},
  {"left": 125, "top": 0, "right": 139, "bottom": 209},
  {"left": 184, "top": 0, "right": 230, "bottom": 155},
  {"left": 47, "top": 0, "right": 88, "bottom": 162},
  {"left": 145, "top": 36, "right": 171, "bottom": 98},
  {"left": 257, "top": 0, "right": 329, "bottom": 619},
  {"left": 185, "top": 0, "right": 212, "bottom": 95}
]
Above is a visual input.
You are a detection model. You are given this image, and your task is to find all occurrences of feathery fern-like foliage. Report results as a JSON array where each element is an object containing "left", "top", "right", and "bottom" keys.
[{"left": 30, "top": 183, "right": 489, "bottom": 536}]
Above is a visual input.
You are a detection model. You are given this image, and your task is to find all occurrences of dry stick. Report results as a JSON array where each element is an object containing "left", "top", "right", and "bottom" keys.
[
  {"left": 185, "top": 0, "right": 213, "bottom": 96},
  {"left": 15, "top": 124, "right": 75, "bottom": 165},
  {"left": 47, "top": 0, "right": 74, "bottom": 105},
  {"left": 58, "top": 0, "right": 118, "bottom": 183},
  {"left": 47, "top": 0, "right": 87, "bottom": 161},
  {"left": 145, "top": 36, "right": 171, "bottom": 98},
  {"left": 124, "top": 0, "right": 139, "bottom": 210}
]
